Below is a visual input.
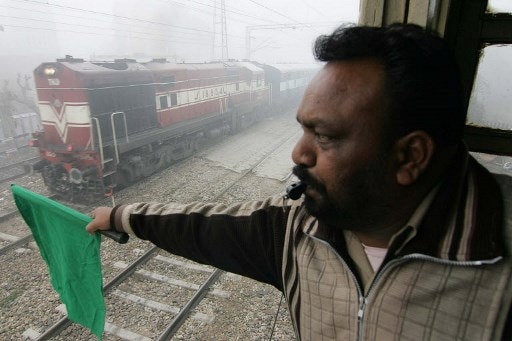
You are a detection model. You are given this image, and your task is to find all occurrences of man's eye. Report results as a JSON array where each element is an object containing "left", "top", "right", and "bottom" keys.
[{"left": 315, "top": 133, "right": 332, "bottom": 144}]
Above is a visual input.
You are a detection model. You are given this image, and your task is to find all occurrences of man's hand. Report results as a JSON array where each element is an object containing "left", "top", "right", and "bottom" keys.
[{"left": 86, "top": 207, "right": 113, "bottom": 234}]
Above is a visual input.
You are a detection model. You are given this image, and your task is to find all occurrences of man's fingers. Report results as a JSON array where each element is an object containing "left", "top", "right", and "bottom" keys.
[
  {"left": 85, "top": 220, "right": 99, "bottom": 234},
  {"left": 85, "top": 207, "right": 113, "bottom": 234}
]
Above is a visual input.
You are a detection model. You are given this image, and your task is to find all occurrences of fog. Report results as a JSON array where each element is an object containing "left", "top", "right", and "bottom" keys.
[
  {"left": 0, "top": 0, "right": 358, "bottom": 157},
  {"left": 0, "top": 0, "right": 358, "bottom": 81}
]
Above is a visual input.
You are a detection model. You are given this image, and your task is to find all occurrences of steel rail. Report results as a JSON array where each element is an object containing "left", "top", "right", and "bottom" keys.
[
  {"left": 0, "top": 234, "right": 33, "bottom": 255},
  {"left": 0, "top": 209, "right": 19, "bottom": 223},
  {"left": 157, "top": 268, "right": 224, "bottom": 340},
  {"left": 0, "top": 156, "right": 39, "bottom": 172},
  {"left": 36, "top": 246, "right": 159, "bottom": 341},
  {"left": 0, "top": 171, "right": 29, "bottom": 183}
]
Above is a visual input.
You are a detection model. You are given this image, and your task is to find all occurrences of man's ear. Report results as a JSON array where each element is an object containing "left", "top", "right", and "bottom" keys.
[{"left": 393, "top": 131, "right": 435, "bottom": 186}]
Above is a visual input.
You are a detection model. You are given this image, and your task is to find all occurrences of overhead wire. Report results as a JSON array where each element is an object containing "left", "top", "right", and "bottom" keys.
[
  {"left": 0, "top": 14, "right": 228, "bottom": 45},
  {"left": 10, "top": 0, "right": 336, "bottom": 40},
  {"left": 244, "top": 0, "right": 301, "bottom": 24},
  {"left": 0, "top": 4, "right": 213, "bottom": 40},
  {"left": 3, "top": 0, "right": 338, "bottom": 60},
  {"left": 180, "top": 0, "right": 321, "bottom": 53},
  {"left": 158, "top": 0, "right": 281, "bottom": 25},
  {"left": 12, "top": 0, "right": 338, "bottom": 33},
  {"left": 0, "top": 16, "right": 244, "bottom": 49},
  {"left": 0, "top": 23, "right": 193, "bottom": 46},
  {"left": 1, "top": 21, "right": 246, "bottom": 49},
  {"left": 235, "top": 0, "right": 337, "bottom": 47},
  {"left": 297, "top": 0, "right": 327, "bottom": 18},
  {"left": 12, "top": 0, "right": 242, "bottom": 38}
]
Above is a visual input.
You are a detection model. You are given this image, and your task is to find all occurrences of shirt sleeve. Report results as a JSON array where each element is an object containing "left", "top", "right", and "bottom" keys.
[{"left": 111, "top": 196, "right": 291, "bottom": 290}]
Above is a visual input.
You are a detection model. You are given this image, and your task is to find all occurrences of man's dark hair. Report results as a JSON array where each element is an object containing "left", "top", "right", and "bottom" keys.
[{"left": 314, "top": 23, "right": 465, "bottom": 146}]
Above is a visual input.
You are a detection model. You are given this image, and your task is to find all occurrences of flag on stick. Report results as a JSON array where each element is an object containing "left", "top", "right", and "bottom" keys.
[{"left": 11, "top": 185, "right": 105, "bottom": 339}]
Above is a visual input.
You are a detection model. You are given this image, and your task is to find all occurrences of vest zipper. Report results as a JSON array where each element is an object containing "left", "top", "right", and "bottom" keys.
[{"left": 357, "top": 296, "right": 368, "bottom": 340}]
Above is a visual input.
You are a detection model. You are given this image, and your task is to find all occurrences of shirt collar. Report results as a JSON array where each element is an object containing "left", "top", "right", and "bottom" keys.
[{"left": 388, "top": 185, "right": 440, "bottom": 255}]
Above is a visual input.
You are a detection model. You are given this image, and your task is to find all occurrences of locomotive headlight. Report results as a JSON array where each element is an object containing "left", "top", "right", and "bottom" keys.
[{"left": 43, "top": 66, "right": 57, "bottom": 76}]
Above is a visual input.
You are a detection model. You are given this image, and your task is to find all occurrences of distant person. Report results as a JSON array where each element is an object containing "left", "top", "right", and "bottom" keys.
[{"left": 87, "top": 23, "right": 512, "bottom": 340}]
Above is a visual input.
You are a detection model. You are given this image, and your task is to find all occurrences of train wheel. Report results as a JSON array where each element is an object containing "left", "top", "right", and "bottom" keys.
[
  {"left": 164, "top": 150, "right": 173, "bottom": 166},
  {"left": 230, "top": 111, "right": 240, "bottom": 133},
  {"left": 115, "top": 168, "right": 134, "bottom": 189},
  {"left": 193, "top": 136, "right": 204, "bottom": 152}
]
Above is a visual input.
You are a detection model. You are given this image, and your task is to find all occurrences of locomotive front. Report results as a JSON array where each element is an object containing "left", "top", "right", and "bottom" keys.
[
  {"left": 31, "top": 57, "right": 156, "bottom": 201},
  {"left": 31, "top": 58, "right": 103, "bottom": 201}
]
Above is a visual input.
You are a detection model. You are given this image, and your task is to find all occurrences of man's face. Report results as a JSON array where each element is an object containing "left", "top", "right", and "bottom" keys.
[{"left": 292, "top": 59, "right": 397, "bottom": 231}]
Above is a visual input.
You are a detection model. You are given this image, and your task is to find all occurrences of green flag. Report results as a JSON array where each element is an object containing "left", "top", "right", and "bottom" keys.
[{"left": 11, "top": 185, "right": 105, "bottom": 339}]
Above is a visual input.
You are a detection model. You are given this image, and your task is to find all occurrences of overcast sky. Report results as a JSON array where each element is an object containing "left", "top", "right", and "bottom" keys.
[{"left": 0, "top": 0, "right": 360, "bottom": 64}]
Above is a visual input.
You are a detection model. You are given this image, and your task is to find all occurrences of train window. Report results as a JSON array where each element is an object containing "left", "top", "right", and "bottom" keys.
[
  {"left": 487, "top": 0, "right": 512, "bottom": 13},
  {"left": 159, "top": 95, "right": 169, "bottom": 109},
  {"left": 180, "top": 92, "right": 188, "bottom": 105},
  {"left": 467, "top": 44, "right": 512, "bottom": 130},
  {"left": 170, "top": 93, "right": 178, "bottom": 107}
]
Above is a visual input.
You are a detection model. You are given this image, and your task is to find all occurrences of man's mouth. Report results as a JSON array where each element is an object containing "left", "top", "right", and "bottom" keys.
[{"left": 292, "top": 166, "right": 323, "bottom": 194}]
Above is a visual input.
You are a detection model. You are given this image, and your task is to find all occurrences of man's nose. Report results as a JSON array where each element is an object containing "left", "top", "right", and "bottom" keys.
[{"left": 291, "top": 133, "right": 316, "bottom": 167}]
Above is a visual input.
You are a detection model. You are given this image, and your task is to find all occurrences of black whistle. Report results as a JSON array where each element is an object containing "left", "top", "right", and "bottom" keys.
[
  {"left": 286, "top": 182, "right": 306, "bottom": 200},
  {"left": 100, "top": 230, "right": 129, "bottom": 244}
]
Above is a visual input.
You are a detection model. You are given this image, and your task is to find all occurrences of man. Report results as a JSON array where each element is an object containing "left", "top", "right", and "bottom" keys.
[{"left": 87, "top": 24, "right": 512, "bottom": 340}]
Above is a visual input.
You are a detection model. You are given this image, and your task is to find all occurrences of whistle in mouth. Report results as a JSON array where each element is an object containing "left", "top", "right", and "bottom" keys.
[{"left": 286, "top": 182, "right": 306, "bottom": 200}]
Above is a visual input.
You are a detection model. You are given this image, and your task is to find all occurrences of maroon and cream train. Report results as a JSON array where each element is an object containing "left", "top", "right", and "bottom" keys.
[{"left": 30, "top": 56, "right": 318, "bottom": 201}]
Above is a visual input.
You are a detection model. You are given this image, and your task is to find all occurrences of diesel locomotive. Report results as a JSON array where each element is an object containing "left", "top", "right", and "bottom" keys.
[{"left": 30, "top": 56, "right": 318, "bottom": 201}]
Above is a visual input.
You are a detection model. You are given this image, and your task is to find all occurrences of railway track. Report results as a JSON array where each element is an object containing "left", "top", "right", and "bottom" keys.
[
  {"left": 0, "top": 194, "right": 55, "bottom": 256},
  {"left": 0, "top": 156, "right": 39, "bottom": 183},
  {"left": 0, "top": 115, "right": 300, "bottom": 340}
]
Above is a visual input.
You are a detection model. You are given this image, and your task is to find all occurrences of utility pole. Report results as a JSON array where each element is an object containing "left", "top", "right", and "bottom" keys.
[
  {"left": 212, "top": 0, "right": 229, "bottom": 61},
  {"left": 220, "top": 0, "right": 228, "bottom": 60},
  {"left": 211, "top": 1, "right": 216, "bottom": 60}
]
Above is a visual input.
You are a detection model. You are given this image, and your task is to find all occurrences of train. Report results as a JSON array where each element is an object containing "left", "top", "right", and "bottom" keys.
[{"left": 29, "top": 56, "right": 318, "bottom": 201}]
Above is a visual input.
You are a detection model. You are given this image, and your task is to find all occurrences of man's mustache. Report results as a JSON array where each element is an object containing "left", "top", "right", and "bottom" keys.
[{"left": 292, "top": 165, "right": 326, "bottom": 193}]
